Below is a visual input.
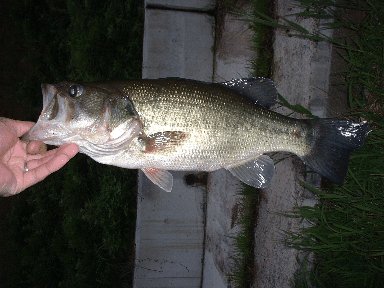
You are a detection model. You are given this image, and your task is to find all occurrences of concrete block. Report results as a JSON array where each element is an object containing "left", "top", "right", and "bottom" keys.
[
  {"left": 214, "top": 13, "right": 255, "bottom": 82},
  {"left": 202, "top": 170, "right": 243, "bottom": 288},
  {"left": 134, "top": 172, "right": 206, "bottom": 288},
  {"left": 251, "top": 1, "right": 331, "bottom": 286},
  {"left": 136, "top": 6, "right": 216, "bottom": 288},
  {"left": 145, "top": 0, "right": 215, "bottom": 11},
  {"left": 253, "top": 157, "right": 305, "bottom": 288},
  {"left": 203, "top": 5, "right": 256, "bottom": 288},
  {"left": 142, "top": 9, "right": 215, "bottom": 81},
  {"left": 273, "top": 1, "right": 333, "bottom": 118}
]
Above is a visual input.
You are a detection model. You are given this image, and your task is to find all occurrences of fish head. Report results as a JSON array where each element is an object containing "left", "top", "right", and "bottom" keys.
[{"left": 24, "top": 82, "right": 140, "bottom": 148}]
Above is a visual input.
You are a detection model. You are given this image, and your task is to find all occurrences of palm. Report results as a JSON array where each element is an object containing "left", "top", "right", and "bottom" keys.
[
  {"left": 0, "top": 118, "right": 78, "bottom": 196},
  {"left": 0, "top": 140, "right": 28, "bottom": 193}
]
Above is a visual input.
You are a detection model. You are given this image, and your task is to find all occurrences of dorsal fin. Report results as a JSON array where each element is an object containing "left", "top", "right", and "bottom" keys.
[
  {"left": 160, "top": 77, "right": 278, "bottom": 109},
  {"left": 220, "top": 77, "right": 278, "bottom": 109}
]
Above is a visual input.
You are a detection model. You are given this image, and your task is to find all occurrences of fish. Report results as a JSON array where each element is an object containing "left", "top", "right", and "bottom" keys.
[{"left": 23, "top": 77, "right": 370, "bottom": 192}]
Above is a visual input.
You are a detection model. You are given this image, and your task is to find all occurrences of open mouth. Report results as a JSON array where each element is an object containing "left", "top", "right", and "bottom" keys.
[
  {"left": 40, "top": 84, "right": 74, "bottom": 122},
  {"left": 43, "top": 95, "right": 59, "bottom": 120},
  {"left": 22, "top": 84, "right": 74, "bottom": 144}
]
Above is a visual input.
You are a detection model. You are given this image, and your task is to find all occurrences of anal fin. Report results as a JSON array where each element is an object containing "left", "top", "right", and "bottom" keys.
[
  {"left": 227, "top": 155, "right": 275, "bottom": 189},
  {"left": 142, "top": 168, "right": 173, "bottom": 192}
]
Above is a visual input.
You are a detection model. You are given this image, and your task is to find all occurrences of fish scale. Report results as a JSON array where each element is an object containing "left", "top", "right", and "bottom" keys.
[{"left": 116, "top": 79, "right": 310, "bottom": 170}]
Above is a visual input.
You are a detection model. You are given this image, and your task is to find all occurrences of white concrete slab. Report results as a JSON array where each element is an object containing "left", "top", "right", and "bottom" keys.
[
  {"left": 134, "top": 172, "right": 206, "bottom": 288},
  {"left": 253, "top": 157, "right": 306, "bottom": 288},
  {"left": 142, "top": 9, "right": 215, "bottom": 81},
  {"left": 201, "top": 170, "right": 243, "bottom": 288},
  {"left": 135, "top": 7, "right": 215, "bottom": 287},
  {"left": 145, "top": 0, "right": 215, "bottom": 11},
  {"left": 273, "top": 2, "right": 333, "bottom": 118},
  {"left": 202, "top": 5, "right": 256, "bottom": 287}
]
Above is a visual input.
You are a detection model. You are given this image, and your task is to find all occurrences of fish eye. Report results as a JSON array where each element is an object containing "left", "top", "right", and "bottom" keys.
[{"left": 68, "top": 84, "right": 84, "bottom": 97}]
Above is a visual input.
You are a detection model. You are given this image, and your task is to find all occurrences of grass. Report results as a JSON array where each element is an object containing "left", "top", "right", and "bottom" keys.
[
  {"left": 230, "top": 185, "right": 260, "bottom": 288},
  {"left": 249, "top": 0, "right": 274, "bottom": 77},
  {"left": 283, "top": 1, "right": 384, "bottom": 287},
  {"left": 229, "top": 0, "right": 273, "bottom": 287},
  {"left": 0, "top": 1, "right": 143, "bottom": 287}
]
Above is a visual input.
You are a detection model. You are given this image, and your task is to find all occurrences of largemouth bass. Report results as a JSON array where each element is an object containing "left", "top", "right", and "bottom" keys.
[{"left": 24, "top": 78, "right": 369, "bottom": 192}]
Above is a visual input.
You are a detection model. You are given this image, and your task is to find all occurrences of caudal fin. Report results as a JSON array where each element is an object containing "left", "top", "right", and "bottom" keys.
[{"left": 302, "top": 119, "right": 370, "bottom": 184}]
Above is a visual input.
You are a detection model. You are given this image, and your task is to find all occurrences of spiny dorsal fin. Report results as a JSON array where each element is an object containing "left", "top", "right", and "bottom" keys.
[
  {"left": 160, "top": 77, "right": 278, "bottom": 108},
  {"left": 220, "top": 77, "right": 278, "bottom": 109}
]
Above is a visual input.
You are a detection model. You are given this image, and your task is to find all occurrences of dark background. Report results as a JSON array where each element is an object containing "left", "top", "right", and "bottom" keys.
[{"left": 0, "top": 1, "right": 143, "bottom": 287}]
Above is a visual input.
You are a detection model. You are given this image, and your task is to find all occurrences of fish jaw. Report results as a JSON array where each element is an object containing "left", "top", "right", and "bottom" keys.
[
  {"left": 23, "top": 117, "right": 81, "bottom": 146},
  {"left": 23, "top": 84, "right": 78, "bottom": 145},
  {"left": 42, "top": 83, "right": 56, "bottom": 110}
]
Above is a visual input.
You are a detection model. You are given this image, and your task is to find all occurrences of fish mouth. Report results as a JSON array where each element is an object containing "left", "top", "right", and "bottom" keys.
[
  {"left": 42, "top": 83, "right": 56, "bottom": 110},
  {"left": 22, "top": 119, "right": 72, "bottom": 145},
  {"left": 23, "top": 84, "right": 75, "bottom": 144},
  {"left": 40, "top": 84, "right": 72, "bottom": 121}
]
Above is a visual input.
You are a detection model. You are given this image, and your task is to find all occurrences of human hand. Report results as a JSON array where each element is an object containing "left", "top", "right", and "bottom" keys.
[{"left": 0, "top": 118, "right": 79, "bottom": 196}]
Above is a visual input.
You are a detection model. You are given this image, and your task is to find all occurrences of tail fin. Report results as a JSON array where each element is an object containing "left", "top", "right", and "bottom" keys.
[{"left": 302, "top": 119, "right": 370, "bottom": 184}]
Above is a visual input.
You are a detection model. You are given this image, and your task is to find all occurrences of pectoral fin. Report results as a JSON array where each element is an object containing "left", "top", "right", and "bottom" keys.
[
  {"left": 227, "top": 155, "right": 275, "bottom": 188},
  {"left": 142, "top": 168, "right": 173, "bottom": 192},
  {"left": 142, "top": 131, "right": 188, "bottom": 153}
]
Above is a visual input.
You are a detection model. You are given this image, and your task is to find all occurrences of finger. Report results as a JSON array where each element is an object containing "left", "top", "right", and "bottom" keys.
[
  {"left": 2, "top": 119, "right": 35, "bottom": 137},
  {"left": 0, "top": 164, "right": 16, "bottom": 197},
  {"left": 26, "top": 143, "right": 78, "bottom": 161},
  {"left": 25, "top": 153, "right": 56, "bottom": 171},
  {"left": 24, "top": 144, "right": 75, "bottom": 170},
  {"left": 56, "top": 143, "right": 79, "bottom": 159},
  {"left": 26, "top": 149, "right": 57, "bottom": 161},
  {"left": 21, "top": 144, "right": 79, "bottom": 190},
  {"left": 26, "top": 141, "right": 47, "bottom": 155}
]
